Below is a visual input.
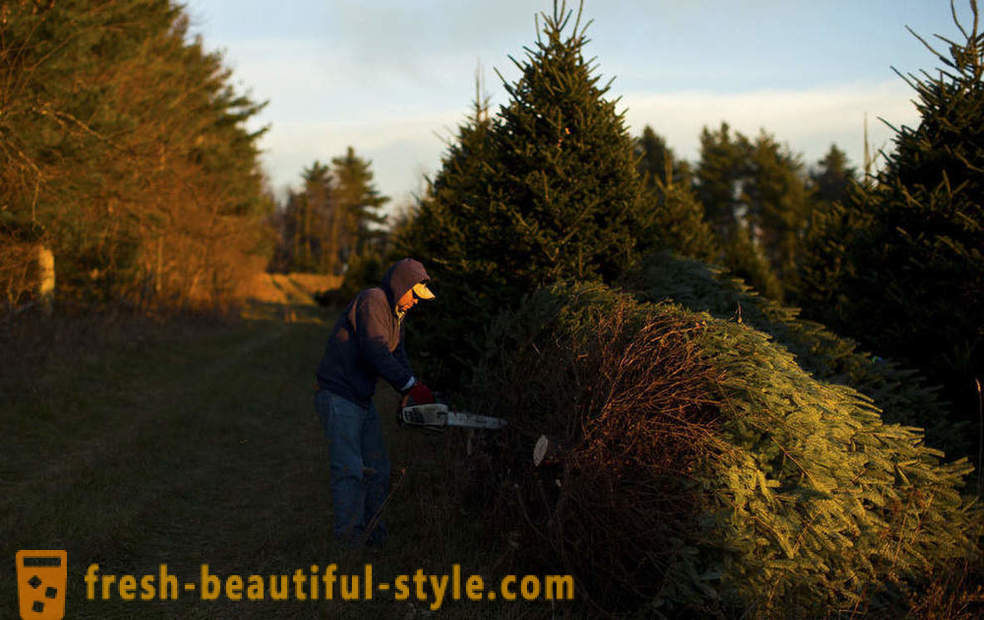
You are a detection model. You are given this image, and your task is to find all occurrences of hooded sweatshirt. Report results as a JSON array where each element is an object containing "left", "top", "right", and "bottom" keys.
[{"left": 315, "top": 258, "right": 430, "bottom": 408}]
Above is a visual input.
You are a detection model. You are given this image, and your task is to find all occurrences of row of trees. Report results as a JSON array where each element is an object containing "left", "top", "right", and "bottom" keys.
[
  {"left": 0, "top": 0, "right": 274, "bottom": 312},
  {"left": 381, "top": 2, "right": 983, "bottom": 613},
  {"left": 391, "top": 1, "right": 982, "bottom": 451},
  {"left": 0, "top": 0, "right": 394, "bottom": 313},
  {"left": 629, "top": 38, "right": 981, "bottom": 423},
  {"left": 635, "top": 124, "right": 856, "bottom": 301},
  {"left": 269, "top": 148, "right": 388, "bottom": 276}
]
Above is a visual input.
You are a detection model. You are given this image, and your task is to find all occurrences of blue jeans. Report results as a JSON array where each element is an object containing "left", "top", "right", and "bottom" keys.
[{"left": 315, "top": 391, "right": 391, "bottom": 547}]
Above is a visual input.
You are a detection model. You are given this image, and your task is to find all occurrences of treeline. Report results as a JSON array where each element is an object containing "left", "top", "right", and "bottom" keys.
[
  {"left": 378, "top": 2, "right": 983, "bottom": 613},
  {"left": 0, "top": 0, "right": 273, "bottom": 312},
  {"left": 268, "top": 147, "right": 388, "bottom": 277},
  {"left": 634, "top": 123, "right": 855, "bottom": 303},
  {"left": 384, "top": 3, "right": 982, "bottom": 447}
]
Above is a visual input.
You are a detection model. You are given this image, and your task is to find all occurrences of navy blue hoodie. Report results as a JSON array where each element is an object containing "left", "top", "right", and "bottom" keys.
[{"left": 315, "top": 258, "right": 430, "bottom": 408}]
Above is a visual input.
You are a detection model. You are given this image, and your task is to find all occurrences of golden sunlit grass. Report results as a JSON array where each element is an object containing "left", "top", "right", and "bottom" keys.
[{"left": 237, "top": 273, "right": 342, "bottom": 306}]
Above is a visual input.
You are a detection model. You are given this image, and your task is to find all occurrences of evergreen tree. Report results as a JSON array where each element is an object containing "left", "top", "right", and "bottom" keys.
[
  {"left": 637, "top": 178, "right": 719, "bottom": 264},
  {"left": 472, "top": 278, "right": 980, "bottom": 615},
  {"left": 0, "top": 0, "right": 272, "bottom": 309},
  {"left": 330, "top": 146, "right": 389, "bottom": 270},
  {"left": 794, "top": 146, "right": 861, "bottom": 309},
  {"left": 695, "top": 122, "right": 748, "bottom": 238},
  {"left": 487, "top": 1, "right": 644, "bottom": 288},
  {"left": 395, "top": 85, "right": 501, "bottom": 385},
  {"left": 801, "top": 2, "right": 984, "bottom": 435},
  {"left": 741, "top": 131, "right": 811, "bottom": 287},
  {"left": 398, "top": 1, "right": 647, "bottom": 389},
  {"left": 298, "top": 161, "right": 333, "bottom": 272},
  {"left": 272, "top": 150, "right": 387, "bottom": 276},
  {"left": 722, "top": 225, "right": 784, "bottom": 301},
  {"left": 634, "top": 125, "right": 693, "bottom": 188},
  {"left": 810, "top": 144, "right": 856, "bottom": 207},
  {"left": 694, "top": 124, "right": 813, "bottom": 300}
]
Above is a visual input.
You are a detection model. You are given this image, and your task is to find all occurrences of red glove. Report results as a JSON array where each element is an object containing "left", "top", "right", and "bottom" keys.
[{"left": 407, "top": 383, "right": 434, "bottom": 404}]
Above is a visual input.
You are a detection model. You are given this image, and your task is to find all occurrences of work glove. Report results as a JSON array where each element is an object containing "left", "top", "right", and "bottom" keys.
[{"left": 406, "top": 382, "right": 435, "bottom": 405}]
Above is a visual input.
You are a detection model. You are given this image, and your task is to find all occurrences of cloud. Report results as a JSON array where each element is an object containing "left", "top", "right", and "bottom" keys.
[
  {"left": 621, "top": 80, "right": 919, "bottom": 169},
  {"left": 259, "top": 79, "right": 920, "bottom": 210},
  {"left": 257, "top": 109, "right": 467, "bottom": 205}
]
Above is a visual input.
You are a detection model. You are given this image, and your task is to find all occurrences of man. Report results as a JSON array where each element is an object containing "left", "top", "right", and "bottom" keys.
[{"left": 314, "top": 257, "right": 436, "bottom": 547}]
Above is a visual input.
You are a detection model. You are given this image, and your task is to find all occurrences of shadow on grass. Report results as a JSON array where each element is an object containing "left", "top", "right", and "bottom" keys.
[{"left": 1, "top": 305, "right": 568, "bottom": 618}]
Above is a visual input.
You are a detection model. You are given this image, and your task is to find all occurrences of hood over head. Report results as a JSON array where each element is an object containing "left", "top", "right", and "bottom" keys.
[{"left": 381, "top": 258, "right": 432, "bottom": 310}]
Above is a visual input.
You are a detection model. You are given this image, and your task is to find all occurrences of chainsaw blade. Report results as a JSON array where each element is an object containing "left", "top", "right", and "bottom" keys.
[{"left": 398, "top": 403, "right": 507, "bottom": 430}]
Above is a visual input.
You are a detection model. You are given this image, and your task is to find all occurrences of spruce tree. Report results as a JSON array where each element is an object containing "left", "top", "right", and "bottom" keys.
[
  {"left": 330, "top": 146, "right": 389, "bottom": 266},
  {"left": 394, "top": 91, "right": 497, "bottom": 387},
  {"left": 801, "top": 2, "right": 984, "bottom": 434},
  {"left": 398, "top": 1, "right": 647, "bottom": 389},
  {"left": 740, "top": 131, "right": 811, "bottom": 288},
  {"left": 637, "top": 177, "right": 719, "bottom": 264},
  {"left": 696, "top": 122, "right": 748, "bottom": 238},
  {"left": 488, "top": 0, "right": 645, "bottom": 288},
  {"left": 810, "top": 144, "right": 856, "bottom": 207},
  {"left": 635, "top": 125, "right": 693, "bottom": 188}
]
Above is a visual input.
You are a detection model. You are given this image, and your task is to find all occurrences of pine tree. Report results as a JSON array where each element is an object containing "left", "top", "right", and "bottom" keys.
[
  {"left": 488, "top": 0, "right": 645, "bottom": 288},
  {"left": 394, "top": 84, "right": 501, "bottom": 386},
  {"left": 801, "top": 2, "right": 984, "bottom": 436},
  {"left": 740, "top": 131, "right": 811, "bottom": 288},
  {"left": 299, "top": 161, "right": 333, "bottom": 272},
  {"left": 398, "top": 1, "right": 647, "bottom": 389},
  {"left": 635, "top": 125, "right": 693, "bottom": 188},
  {"left": 637, "top": 179, "right": 719, "bottom": 264},
  {"left": 330, "top": 146, "right": 389, "bottom": 268},
  {"left": 695, "top": 122, "right": 748, "bottom": 238},
  {"left": 810, "top": 144, "right": 856, "bottom": 207},
  {"left": 722, "top": 225, "right": 784, "bottom": 301},
  {"left": 0, "top": 0, "right": 272, "bottom": 310}
]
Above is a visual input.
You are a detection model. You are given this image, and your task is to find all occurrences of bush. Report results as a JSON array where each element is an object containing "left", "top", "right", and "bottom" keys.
[
  {"left": 468, "top": 280, "right": 981, "bottom": 616},
  {"left": 626, "top": 251, "right": 968, "bottom": 459}
]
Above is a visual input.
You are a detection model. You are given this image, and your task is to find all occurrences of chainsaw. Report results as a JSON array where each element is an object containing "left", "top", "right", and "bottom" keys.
[{"left": 397, "top": 395, "right": 507, "bottom": 431}]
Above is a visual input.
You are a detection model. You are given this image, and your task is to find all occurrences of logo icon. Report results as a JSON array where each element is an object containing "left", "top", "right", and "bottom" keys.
[{"left": 15, "top": 550, "right": 67, "bottom": 620}]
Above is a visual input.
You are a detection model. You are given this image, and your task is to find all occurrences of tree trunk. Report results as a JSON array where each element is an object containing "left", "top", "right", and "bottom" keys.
[{"left": 36, "top": 244, "right": 55, "bottom": 316}]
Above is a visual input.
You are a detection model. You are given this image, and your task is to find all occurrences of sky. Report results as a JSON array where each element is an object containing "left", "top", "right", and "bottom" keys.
[{"left": 182, "top": 0, "right": 970, "bottom": 212}]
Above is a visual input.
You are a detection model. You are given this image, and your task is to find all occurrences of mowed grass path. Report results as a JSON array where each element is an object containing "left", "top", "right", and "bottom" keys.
[{"left": 1, "top": 305, "right": 529, "bottom": 619}]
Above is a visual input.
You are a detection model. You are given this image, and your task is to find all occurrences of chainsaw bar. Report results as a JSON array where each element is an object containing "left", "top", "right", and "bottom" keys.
[{"left": 398, "top": 403, "right": 507, "bottom": 430}]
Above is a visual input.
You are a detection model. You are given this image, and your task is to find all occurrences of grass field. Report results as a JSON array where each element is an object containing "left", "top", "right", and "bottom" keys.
[{"left": 1, "top": 302, "right": 562, "bottom": 619}]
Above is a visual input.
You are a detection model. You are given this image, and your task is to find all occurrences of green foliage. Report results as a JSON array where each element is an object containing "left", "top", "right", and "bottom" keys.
[
  {"left": 696, "top": 122, "right": 749, "bottom": 236},
  {"left": 0, "top": 0, "right": 272, "bottom": 310},
  {"left": 272, "top": 148, "right": 388, "bottom": 275},
  {"left": 331, "top": 146, "right": 389, "bottom": 260},
  {"left": 490, "top": 3, "right": 644, "bottom": 285},
  {"left": 635, "top": 125, "right": 694, "bottom": 189},
  {"left": 633, "top": 126, "right": 718, "bottom": 263},
  {"left": 721, "top": 225, "right": 785, "bottom": 302},
  {"left": 741, "top": 132, "right": 811, "bottom": 289},
  {"left": 471, "top": 278, "right": 981, "bottom": 616},
  {"left": 810, "top": 143, "right": 857, "bottom": 207},
  {"left": 797, "top": 3, "right": 984, "bottom": 436},
  {"left": 393, "top": 97, "right": 496, "bottom": 387},
  {"left": 397, "top": 1, "right": 646, "bottom": 389},
  {"left": 628, "top": 251, "right": 969, "bottom": 458},
  {"left": 639, "top": 180, "right": 719, "bottom": 264},
  {"left": 314, "top": 250, "right": 387, "bottom": 308},
  {"left": 694, "top": 123, "right": 817, "bottom": 301}
]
